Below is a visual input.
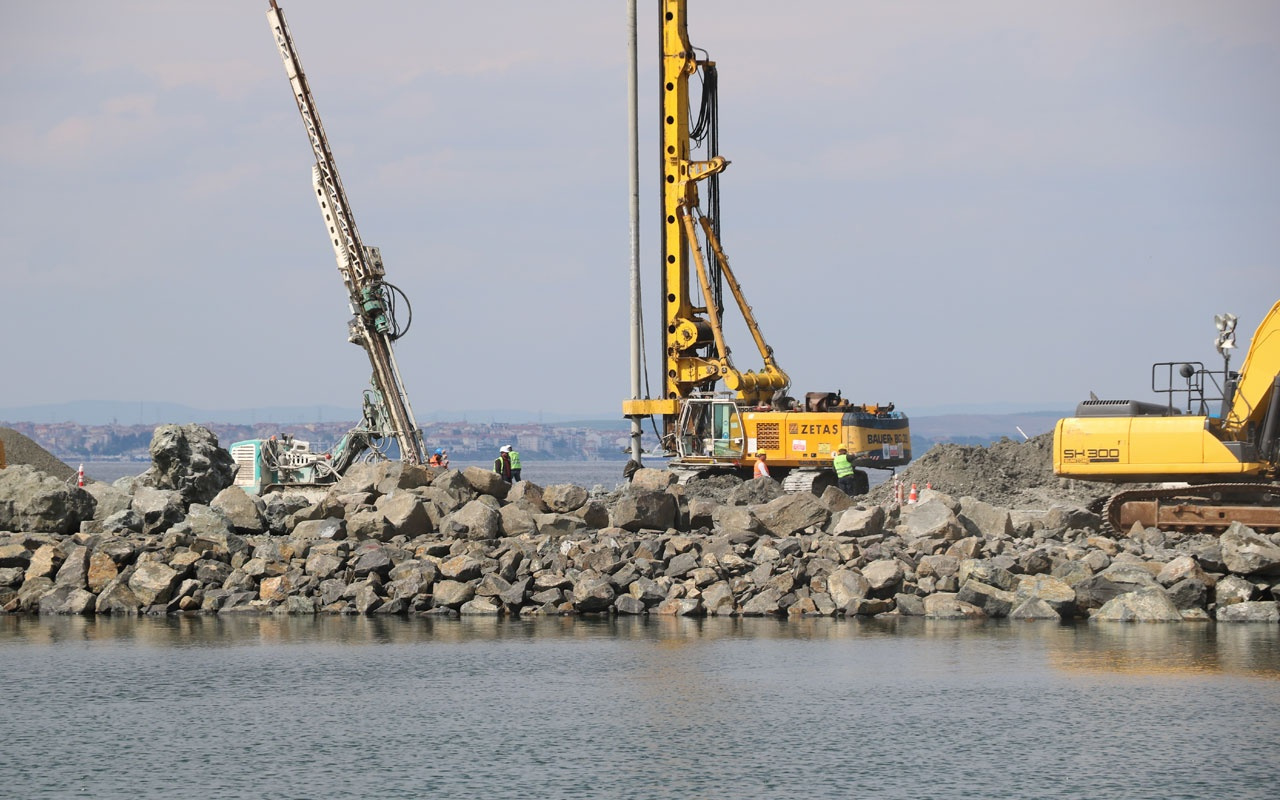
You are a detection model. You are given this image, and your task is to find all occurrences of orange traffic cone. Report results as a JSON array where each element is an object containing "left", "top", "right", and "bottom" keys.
[
  {"left": 926, "top": 482, "right": 932, "bottom": 491},
  {"left": 908, "top": 483, "right": 918, "bottom": 504}
]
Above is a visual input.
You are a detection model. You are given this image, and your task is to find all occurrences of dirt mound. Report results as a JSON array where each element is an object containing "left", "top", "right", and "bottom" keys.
[
  {"left": 0, "top": 428, "right": 77, "bottom": 482},
  {"left": 869, "top": 432, "right": 1107, "bottom": 510}
]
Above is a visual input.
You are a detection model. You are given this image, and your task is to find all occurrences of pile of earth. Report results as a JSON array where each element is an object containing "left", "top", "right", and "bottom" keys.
[
  {"left": 1, "top": 428, "right": 76, "bottom": 483},
  {"left": 867, "top": 432, "right": 1107, "bottom": 510}
]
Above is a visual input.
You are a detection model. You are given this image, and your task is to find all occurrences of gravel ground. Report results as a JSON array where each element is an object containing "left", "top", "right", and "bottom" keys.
[
  {"left": 0, "top": 427, "right": 77, "bottom": 482},
  {"left": 867, "top": 432, "right": 1109, "bottom": 510}
]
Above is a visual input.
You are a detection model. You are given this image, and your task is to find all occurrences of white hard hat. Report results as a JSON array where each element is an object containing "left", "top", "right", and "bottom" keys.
[{"left": 501, "top": 445, "right": 511, "bottom": 452}]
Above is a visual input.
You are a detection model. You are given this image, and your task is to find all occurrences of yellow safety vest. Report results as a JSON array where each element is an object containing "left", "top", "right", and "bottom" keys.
[{"left": 833, "top": 453, "right": 855, "bottom": 478}]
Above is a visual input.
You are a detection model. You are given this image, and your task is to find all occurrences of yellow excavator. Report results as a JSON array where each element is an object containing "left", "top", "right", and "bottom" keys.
[
  {"left": 622, "top": 0, "right": 910, "bottom": 495},
  {"left": 1054, "top": 300, "right": 1280, "bottom": 533}
]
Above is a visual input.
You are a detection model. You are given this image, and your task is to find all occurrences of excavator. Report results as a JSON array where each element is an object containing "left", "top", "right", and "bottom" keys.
[
  {"left": 230, "top": 1, "right": 428, "bottom": 494},
  {"left": 1054, "top": 300, "right": 1280, "bottom": 533},
  {"left": 622, "top": 0, "right": 911, "bottom": 495}
]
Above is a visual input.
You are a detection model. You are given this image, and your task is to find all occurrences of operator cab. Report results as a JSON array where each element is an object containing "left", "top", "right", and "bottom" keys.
[{"left": 675, "top": 394, "right": 745, "bottom": 462}]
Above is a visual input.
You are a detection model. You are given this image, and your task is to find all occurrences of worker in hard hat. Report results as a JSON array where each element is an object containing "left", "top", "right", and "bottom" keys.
[
  {"left": 493, "top": 445, "right": 513, "bottom": 483},
  {"left": 754, "top": 451, "right": 771, "bottom": 479},
  {"left": 833, "top": 447, "right": 857, "bottom": 495},
  {"left": 429, "top": 448, "right": 449, "bottom": 468}
]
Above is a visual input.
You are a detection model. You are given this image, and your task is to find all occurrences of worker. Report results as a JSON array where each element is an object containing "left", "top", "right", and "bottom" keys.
[
  {"left": 833, "top": 447, "right": 857, "bottom": 495},
  {"left": 754, "top": 452, "right": 770, "bottom": 479},
  {"left": 493, "top": 445, "right": 513, "bottom": 483},
  {"left": 507, "top": 445, "right": 522, "bottom": 482},
  {"left": 428, "top": 448, "right": 449, "bottom": 468}
]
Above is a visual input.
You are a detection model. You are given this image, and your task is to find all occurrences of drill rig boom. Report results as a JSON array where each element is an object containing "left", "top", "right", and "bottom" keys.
[{"left": 266, "top": 0, "right": 426, "bottom": 466}]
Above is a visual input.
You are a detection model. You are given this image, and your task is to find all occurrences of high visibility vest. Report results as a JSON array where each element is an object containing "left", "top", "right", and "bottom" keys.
[
  {"left": 754, "top": 458, "right": 770, "bottom": 478},
  {"left": 833, "top": 453, "right": 855, "bottom": 478},
  {"left": 508, "top": 450, "right": 521, "bottom": 469}
]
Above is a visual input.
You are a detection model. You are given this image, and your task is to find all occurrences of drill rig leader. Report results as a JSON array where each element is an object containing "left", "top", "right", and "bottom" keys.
[
  {"left": 623, "top": 0, "right": 911, "bottom": 495},
  {"left": 231, "top": 1, "right": 428, "bottom": 494}
]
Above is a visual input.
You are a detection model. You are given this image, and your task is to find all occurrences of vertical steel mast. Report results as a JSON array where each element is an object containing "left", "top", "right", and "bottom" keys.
[{"left": 267, "top": 1, "right": 426, "bottom": 465}]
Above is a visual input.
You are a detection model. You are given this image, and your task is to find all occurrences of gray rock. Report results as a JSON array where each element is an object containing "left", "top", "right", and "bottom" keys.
[
  {"left": 574, "top": 500, "right": 611, "bottom": 529},
  {"left": 923, "top": 593, "right": 986, "bottom": 619},
  {"left": 134, "top": 424, "right": 235, "bottom": 505},
  {"left": 460, "top": 597, "right": 501, "bottom": 615},
  {"left": 128, "top": 562, "right": 181, "bottom": 606},
  {"left": 499, "top": 503, "right": 537, "bottom": 536},
  {"left": 899, "top": 498, "right": 965, "bottom": 541},
  {"left": 461, "top": 466, "right": 510, "bottom": 500},
  {"left": 441, "top": 500, "right": 502, "bottom": 541},
  {"left": 292, "top": 518, "right": 346, "bottom": 541},
  {"left": 506, "top": 481, "right": 547, "bottom": 512},
  {"left": 376, "top": 493, "right": 430, "bottom": 537},
  {"left": 1214, "top": 574, "right": 1256, "bottom": 606},
  {"left": 1092, "top": 588, "right": 1182, "bottom": 622},
  {"left": 740, "top": 587, "right": 784, "bottom": 616},
  {"left": 713, "top": 505, "right": 761, "bottom": 534},
  {"left": 629, "top": 468, "right": 677, "bottom": 494},
  {"left": 1220, "top": 522, "right": 1280, "bottom": 576},
  {"left": 826, "top": 568, "right": 871, "bottom": 607},
  {"left": 728, "top": 477, "right": 784, "bottom": 506},
  {"left": 572, "top": 574, "right": 616, "bottom": 612},
  {"left": 957, "top": 580, "right": 1015, "bottom": 617},
  {"left": 1074, "top": 564, "right": 1161, "bottom": 611},
  {"left": 1009, "top": 597, "right": 1061, "bottom": 620},
  {"left": 701, "top": 581, "right": 736, "bottom": 615},
  {"left": 84, "top": 481, "right": 131, "bottom": 522},
  {"left": 958, "top": 559, "right": 1018, "bottom": 592},
  {"left": 862, "top": 559, "right": 903, "bottom": 593},
  {"left": 0, "top": 465, "right": 97, "bottom": 534},
  {"left": 130, "top": 486, "right": 186, "bottom": 536},
  {"left": 53, "top": 545, "right": 90, "bottom": 590},
  {"left": 614, "top": 594, "right": 647, "bottom": 615},
  {"left": 1013, "top": 575, "right": 1077, "bottom": 619},
  {"left": 958, "top": 497, "right": 1014, "bottom": 538},
  {"left": 829, "top": 505, "right": 884, "bottom": 537},
  {"left": 1167, "top": 577, "right": 1209, "bottom": 610},
  {"left": 534, "top": 513, "right": 586, "bottom": 536},
  {"left": 610, "top": 491, "right": 677, "bottom": 532},
  {"left": 893, "top": 593, "right": 925, "bottom": 616},
  {"left": 95, "top": 577, "right": 140, "bottom": 615},
  {"left": 209, "top": 487, "right": 267, "bottom": 535},
  {"left": 753, "top": 493, "right": 830, "bottom": 537},
  {"left": 1215, "top": 600, "right": 1280, "bottom": 622},
  {"left": 544, "top": 484, "right": 589, "bottom": 513},
  {"left": 665, "top": 551, "right": 700, "bottom": 580}
]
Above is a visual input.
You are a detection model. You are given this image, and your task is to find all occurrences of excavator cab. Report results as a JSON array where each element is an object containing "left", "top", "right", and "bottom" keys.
[{"left": 675, "top": 395, "right": 745, "bottom": 462}]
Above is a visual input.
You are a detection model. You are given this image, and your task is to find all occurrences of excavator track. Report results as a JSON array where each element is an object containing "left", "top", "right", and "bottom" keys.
[
  {"left": 781, "top": 469, "right": 838, "bottom": 496},
  {"left": 1103, "top": 482, "right": 1280, "bottom": 535}
]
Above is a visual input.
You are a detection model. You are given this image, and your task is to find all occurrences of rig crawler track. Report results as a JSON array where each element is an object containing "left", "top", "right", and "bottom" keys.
[{"left": 1103, "top": 482, "right": 1280, "bottom": 534}]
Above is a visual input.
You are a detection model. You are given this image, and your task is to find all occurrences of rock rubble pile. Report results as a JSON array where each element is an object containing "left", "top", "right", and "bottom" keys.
[{"left": 2, "top": 425, "right": 1278, "bottom": 624}]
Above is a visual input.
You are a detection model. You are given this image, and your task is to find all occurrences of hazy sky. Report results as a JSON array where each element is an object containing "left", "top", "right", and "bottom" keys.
[{"left": 2, "top": 1, "right": 1277, "bottom": 420}]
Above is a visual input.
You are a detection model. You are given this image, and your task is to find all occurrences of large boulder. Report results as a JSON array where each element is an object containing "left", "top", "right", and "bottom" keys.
[
  {"left": 130, "top": 486, "right": 186, "bottom": 536},
  {"left": 1220, "top": 522, "right": 1280, "bottom": 576},
  {"left": 958, "top": 497, "right": 1014, "bottom": 538},
  {"left": 1092, "top": 588, "right": 1182, "bottom": 622},
  {"left": 461, "top": 466, "right": 510, "bottom": 500},
  {"left": 1013, "top": 574, "right": 1077, "bottom": 619},
  {"left": 209, "top": 487, "right": 267, "bottom": 535},
  {"left": 610, "top": 491, "right": 677, "bottom": 532},
  {"left": 898, "top": 498, "right": 965, "bottom": 541},
  {"left": 0, "top": 465, "right": 96, "bottom": 534},
  {"left": 134, "top": 424, "right": 235, "bottom": 505},
  {"left": 441, "top": 500, "right": 501, "bottom": 541},
  {"left": 629, "top": 468, "right": 677, "bottom": 494},
  {"left": 128, "top": 562, "right": 182, "bottom": 606},
  {"left": 753, "top": 493, "right": 830, "bottom": 537},
  {"left": 1215, "top": 601, "right": 1280, "bottom": 622},
  {"left": 829, "top": 505, "right": 883, "bottom": 537},
  {"left": 544, "top": 484, "right": 589, "bottom": 513}
]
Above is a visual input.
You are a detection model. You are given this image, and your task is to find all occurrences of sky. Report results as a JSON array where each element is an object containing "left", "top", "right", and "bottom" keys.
[{"left": 1, "top": 1, "right": 1277, "bottom": 422}]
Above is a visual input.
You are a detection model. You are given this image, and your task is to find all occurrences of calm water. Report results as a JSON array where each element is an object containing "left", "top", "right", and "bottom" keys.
[{"left": 2, "top": 616, "right": 1276, "bottom": 799}]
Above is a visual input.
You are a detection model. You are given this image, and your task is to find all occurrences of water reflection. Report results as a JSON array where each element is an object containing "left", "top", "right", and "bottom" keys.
[{"left": 4, "top": 615, "right": 1278, "bottom": 679}]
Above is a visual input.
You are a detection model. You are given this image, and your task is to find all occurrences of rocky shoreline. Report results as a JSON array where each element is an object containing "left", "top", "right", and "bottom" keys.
[{"left": 2, "top": 424, "right": 1278, "bottom": 623}]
